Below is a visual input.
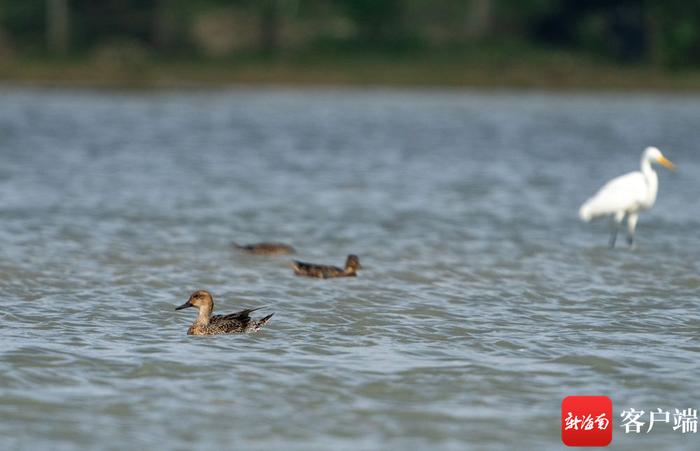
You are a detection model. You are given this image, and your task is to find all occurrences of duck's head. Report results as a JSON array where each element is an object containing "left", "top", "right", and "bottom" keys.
[
  {"left": 345, "top": 254, "right": 361, "bottom": 273},
  {"left": 644, "top": 146, "right": 676, "bottom": 171},
  {"left": 176, "top": 290, "right": 214, "bottom": 312}
]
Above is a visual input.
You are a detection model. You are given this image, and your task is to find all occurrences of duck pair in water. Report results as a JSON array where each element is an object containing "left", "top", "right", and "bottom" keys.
[{"left": 176, "top": 245, "right": 362, "bottom": 335}]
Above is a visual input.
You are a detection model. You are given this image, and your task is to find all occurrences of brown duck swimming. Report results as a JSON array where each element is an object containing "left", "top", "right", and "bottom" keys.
[
  {"left": 292, "top": 254, "right": 361, "bottom": 279},
  {"left": 233, "top": 242, "right": 296, "bottom": 255},
  {"left": 175, "top": 290, "right": 273, "bottom": 336}
]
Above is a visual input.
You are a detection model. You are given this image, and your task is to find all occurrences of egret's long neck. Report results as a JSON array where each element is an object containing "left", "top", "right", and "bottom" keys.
[
  {"left": 640, "top": 154, "right": 655, "bottom": 179},
  {"left": 640, "top": 155, "right": 659, "bottom": 205},
  {"left": 195, "top": 304, "right": 212, "bottom": 326}
]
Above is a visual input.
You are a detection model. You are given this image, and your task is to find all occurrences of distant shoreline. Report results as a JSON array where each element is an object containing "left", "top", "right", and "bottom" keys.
[{"left": 2, "top": 56, "right": 700, "bottom": 91}]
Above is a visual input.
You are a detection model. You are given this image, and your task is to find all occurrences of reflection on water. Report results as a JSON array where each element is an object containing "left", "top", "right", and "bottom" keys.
[{"left": 0, "top": 88, "right": 699, "bottom": 450}]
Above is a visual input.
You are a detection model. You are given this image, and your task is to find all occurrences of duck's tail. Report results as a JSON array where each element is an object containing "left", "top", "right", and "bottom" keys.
[
  {"left": 232, "top": 242, "right": 246, "bottom": 249},
  {"left": 254, "top": 313, "right": 274, "bottom": 331}
]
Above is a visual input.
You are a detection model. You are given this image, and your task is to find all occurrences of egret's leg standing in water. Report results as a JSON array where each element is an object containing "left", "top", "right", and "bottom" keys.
[
  {"left": 609, "top": 211, "right": 625, "bottom": 248},
  {"left": 626, "top": 213, "right": 639, "bottom": 248}
]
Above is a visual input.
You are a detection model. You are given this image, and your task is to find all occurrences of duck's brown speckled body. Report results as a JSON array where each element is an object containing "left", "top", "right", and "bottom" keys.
[
  {"left": 233, "top": 242, "right": 296, "bottom": 255},
  {"left": 175, "top": 290, "right": 273, "bottom": 336},
  {"left": 292, "top": 254, "right": 361, "bottom": 279}
]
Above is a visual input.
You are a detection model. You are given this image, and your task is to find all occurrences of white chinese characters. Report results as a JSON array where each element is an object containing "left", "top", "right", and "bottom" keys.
[
  {"left": 620, "top": 408, "right": 697, "bottom": 434},
  {"left": 565, "top": 412, "right": 610, "bottom": 431}
]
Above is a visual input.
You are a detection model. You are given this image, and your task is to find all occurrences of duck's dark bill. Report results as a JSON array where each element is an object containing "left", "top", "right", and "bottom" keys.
[{"left": 175, "top": 301, "right": 192, "bottom": 311}]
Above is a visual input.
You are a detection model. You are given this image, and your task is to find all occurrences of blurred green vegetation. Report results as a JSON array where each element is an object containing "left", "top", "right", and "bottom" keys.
[{"left": 1, "top": 1, "right": 700, "bottom": 87}]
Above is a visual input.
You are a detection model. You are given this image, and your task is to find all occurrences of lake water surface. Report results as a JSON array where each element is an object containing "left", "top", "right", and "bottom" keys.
[{"left": 0, "top": 87, "right": 698, "bottom": 450}]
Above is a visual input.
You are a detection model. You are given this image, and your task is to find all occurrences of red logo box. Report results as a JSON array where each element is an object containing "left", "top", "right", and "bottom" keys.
[{"left": 562, "top": 396, "right": 613, "bottom": 447}]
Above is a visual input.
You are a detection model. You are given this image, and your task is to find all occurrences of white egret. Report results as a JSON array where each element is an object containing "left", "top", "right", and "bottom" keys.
[{"left": 579, "top": 146, "right": 676, "bottom": 248}]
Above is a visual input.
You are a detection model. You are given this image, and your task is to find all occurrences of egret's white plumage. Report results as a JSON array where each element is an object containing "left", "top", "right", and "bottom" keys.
[{"left": 579, "top": 146, "right": 676, "bottom": 247}]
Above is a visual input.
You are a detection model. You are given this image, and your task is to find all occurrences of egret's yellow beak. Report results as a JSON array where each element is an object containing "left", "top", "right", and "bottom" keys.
[{"left": 657, "top": 155, "right": 676, "bottom": 171}]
